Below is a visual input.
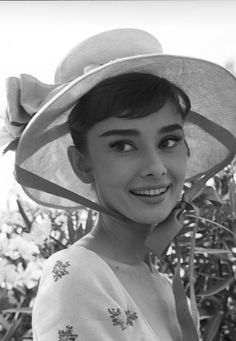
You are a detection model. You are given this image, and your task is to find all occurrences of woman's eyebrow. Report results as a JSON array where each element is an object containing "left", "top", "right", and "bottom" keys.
[
  {"left": 99, "top": 124, "right": 183, "bottom": 137},
  {"left": 159, "top": 124, "right": 184, "bottom": 134},
  {"left": 100, "top": 129, "right": 139, "bottom": 137}
]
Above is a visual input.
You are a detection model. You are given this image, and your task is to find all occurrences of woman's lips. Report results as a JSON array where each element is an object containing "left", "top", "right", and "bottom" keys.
[{"left": 130, "top": 185, "right": 170, "bottom": 204}]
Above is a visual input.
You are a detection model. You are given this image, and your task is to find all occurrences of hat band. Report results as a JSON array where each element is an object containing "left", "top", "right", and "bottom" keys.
[
  {"left": 184, "top": 111, "right": 236, "bottom": 201},
  {"left": 187, "top": 111, "right": 236, "bottom": 152},
  {"left": 15, "top": 165, "right": 128, "bottom": 220}
]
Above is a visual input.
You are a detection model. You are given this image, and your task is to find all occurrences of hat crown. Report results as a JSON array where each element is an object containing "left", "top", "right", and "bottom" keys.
[{"left": 54, "top": 28, "right": 163, "bottom": 83}]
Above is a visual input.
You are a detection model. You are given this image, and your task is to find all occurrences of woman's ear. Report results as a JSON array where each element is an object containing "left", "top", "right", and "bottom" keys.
[{"left": 67, "top": 146, "right": 94, "bottom": 184}]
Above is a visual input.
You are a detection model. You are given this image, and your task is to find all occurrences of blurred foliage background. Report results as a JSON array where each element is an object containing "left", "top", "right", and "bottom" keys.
[{"left": 0, "top": 63, "right": 236, "bottom": 341}]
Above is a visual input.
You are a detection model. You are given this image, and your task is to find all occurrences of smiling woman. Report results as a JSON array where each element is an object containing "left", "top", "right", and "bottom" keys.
[
  {"left": 1, "top": 28, "right": 236, "bottom": 341},
  {"left": 68, "top": 103, "right": 186, "bottom": 227},
  {"left": 67, "top": 72, "right": 189, "bottom": 226}
]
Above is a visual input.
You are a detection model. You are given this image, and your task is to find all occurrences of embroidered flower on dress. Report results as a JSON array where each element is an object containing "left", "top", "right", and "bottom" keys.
[
  {"left": 52, "top": 260, "right": 71, "bottom": 281},
  {"left": 108, "top": 308, "right": 138, "bottom": 331},
  {"left": 58, "top": 325, "right": 78, "bottom": 341},
  {"left": 125, "top": 310, "right": 138, "bottom": 327}
]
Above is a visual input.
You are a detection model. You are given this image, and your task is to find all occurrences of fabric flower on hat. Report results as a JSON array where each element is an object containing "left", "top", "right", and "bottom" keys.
[{"left": 0, "top": 74, "right": 58, "bottom": 152}]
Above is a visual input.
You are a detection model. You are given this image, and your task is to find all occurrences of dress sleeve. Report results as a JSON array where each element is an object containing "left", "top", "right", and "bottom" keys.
[{"left": 32, "top": 248, "right": 135, "bottom": 341}]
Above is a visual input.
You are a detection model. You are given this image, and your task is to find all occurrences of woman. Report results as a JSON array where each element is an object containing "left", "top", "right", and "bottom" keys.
[{"left": 1, "top": 29, "right": 236, "bottom": 340}]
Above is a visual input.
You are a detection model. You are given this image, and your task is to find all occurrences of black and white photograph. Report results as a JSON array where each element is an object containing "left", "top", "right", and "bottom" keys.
[{"left": 0, "top": 1, "right": 236, "bottom": 340}]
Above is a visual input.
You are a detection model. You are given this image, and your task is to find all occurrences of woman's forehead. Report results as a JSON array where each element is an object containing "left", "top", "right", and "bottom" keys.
[{"left": 89, "top": 101, "right": 184, "bottom": 136}]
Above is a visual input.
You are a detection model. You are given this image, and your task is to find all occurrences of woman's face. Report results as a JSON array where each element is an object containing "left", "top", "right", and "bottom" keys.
[{"left": 85, "top": 101, "right": 188, "bottom": 225}]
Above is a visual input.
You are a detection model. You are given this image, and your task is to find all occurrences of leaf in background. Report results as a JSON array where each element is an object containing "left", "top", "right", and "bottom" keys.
[
  {"left": 0, "top": 314, "right": 11, "bottom": 331},
  {"left": 203, "top": 311, "right": 224, "bottom": 341},
  {"left": 186, "top": 213, "right": 236, "bottom": 237},
  {"left": 188, "top": 203, "right": 199, "bottom": 328},
  {"left": 2, "top": 307, "right": 32, "bottom": 314},
  {"left": 16, "top": 199, "right": 32, "bottom": 232},
  {"left": 0, "top": 288, "right": 14, "bottom": 312},
  {"left": 198, "top": 277, "right": 234, "bottom": 297},
  {"left": 229, "top": 178, "right": 236, "bottom": 219},
  {"left": 229, "top": 178, "right": 236, "bottom": 245},
  {"left": 1, "top": 315, "right": 24, "bottom": 341},
  {"left": 76, "top": 223, "right": 85, "bottom": 240},
  {"left": 84, "top": 210, "right": 94, "bottom": 235},
  {"left": 199, "top": 296, "right": 223, "bottom": 321},
  {"left": 193, "top": 186, "right": 223, "bottom": 207},
  {"left": 67, "top": 212, "right": 75, "bottom": 245},
  {"left": 194, "top": 248, "right": 233, "bottom": 255}
]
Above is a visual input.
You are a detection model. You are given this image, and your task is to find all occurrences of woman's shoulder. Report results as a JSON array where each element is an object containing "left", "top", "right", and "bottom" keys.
[
  {"left": 36, "top": 241, "right": 129, "bottom": 308},
  {"left": 149, "top": 265, "right": 173, "bottom": 286},
  {"left": 41, "top": 241, "right": 119, "bottom": 287}
]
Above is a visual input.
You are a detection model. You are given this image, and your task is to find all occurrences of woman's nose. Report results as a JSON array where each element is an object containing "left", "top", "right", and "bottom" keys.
[{"left": 139, "top": 150, "right": 167, "bottom": 178}]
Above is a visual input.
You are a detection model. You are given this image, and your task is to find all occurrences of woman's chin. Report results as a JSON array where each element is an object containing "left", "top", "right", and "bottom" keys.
[
  {"left": 99, "top": 199, "right": 174, "bottom": 226},
  {"left": 124, "top": 211, "right": 171, "bottom": 226}
]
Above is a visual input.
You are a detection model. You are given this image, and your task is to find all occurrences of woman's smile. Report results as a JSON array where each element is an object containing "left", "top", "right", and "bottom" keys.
[{"left": 129, "top": 184, "right": 170, "bottom": 204}]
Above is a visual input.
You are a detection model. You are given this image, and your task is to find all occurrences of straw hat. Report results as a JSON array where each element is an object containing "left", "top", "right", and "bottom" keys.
[{"left": 1, "top": 28, "right": 236, "bottom": 214}]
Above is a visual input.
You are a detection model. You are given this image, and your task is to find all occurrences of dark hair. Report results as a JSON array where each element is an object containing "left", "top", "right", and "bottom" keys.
[{"left": 68, "top": 72, "right": 191, "bottom": 152}]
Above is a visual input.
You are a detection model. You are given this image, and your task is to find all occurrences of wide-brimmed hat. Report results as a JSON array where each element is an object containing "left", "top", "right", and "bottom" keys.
[{"left": 1, "top": 28, "right": 236, "bottom": 214}]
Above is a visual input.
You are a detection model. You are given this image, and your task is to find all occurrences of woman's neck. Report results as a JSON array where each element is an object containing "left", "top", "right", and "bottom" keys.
[{"left": 81, "top": 213, "right": 153, "bottom": 264}]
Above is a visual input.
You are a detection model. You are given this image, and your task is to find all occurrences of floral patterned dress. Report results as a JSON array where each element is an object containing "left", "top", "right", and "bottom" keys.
[{"left": 32, "top": 242, "right": 187, "bottom": 341}]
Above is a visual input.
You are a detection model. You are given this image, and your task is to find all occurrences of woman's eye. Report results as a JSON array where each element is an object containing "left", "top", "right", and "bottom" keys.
[
  {"left": 159, "top": 136, "right": 183, "bottom": 149},
  {"left": 109, "top": 141, "right": 134, "bottom": 152}
]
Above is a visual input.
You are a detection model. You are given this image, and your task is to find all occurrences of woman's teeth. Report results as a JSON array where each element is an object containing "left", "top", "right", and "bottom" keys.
[{"left": 131, "top": 187, "right": 168, "bottom": 196}]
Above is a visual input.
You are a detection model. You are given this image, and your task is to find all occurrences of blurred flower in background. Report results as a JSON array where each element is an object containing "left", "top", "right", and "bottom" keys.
[{"left": 23, "top": 214, "right": 52, "bottom": 246}]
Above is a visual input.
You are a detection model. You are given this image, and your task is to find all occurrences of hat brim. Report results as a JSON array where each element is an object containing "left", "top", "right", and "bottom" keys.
[{"left": 15, "top": 53, "right": 236, "bottom": 209}]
